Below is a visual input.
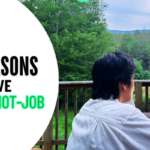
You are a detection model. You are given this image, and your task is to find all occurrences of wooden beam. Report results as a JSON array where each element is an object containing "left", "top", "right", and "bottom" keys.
[
  {"left": 52, "top": 140, "right": 68, "bottom": 145},
  {"left": 135, "top": 82, "right": 143, "bottom": 111},
  {"left": 44, "top": 119, "right": 53, "bottom": 150}
]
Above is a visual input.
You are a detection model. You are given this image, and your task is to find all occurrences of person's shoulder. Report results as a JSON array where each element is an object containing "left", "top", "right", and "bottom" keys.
[
  {"left": 128, "top": 107, "right": 150, "bottom": 121},
  {"left": 80, "top": 98, "right": 136, "bottom": 125},
  {"left": 81, "top": 98, "right": 135, "bottom": 114}
]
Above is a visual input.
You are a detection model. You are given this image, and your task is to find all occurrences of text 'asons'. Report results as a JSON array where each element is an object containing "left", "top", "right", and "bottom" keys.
[{"left": 0, "top": 56, "right": 38, "bottom": 76}]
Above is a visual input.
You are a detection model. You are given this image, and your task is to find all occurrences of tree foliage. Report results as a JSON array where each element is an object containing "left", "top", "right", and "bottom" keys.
[
  {"left": 143, "top": 71, "right": 150, "bottom": 79},
  {"left": 113, "top": 30, "right": 150, "bottom": 79},
  {"left": 19, "top": 0, "right": 116, "bottom": 107},
  {"left": 134, "top": 59, "right": 143, "bottom": 79},
  {"left": 20, "top": 0, "right": 114, "bottom": 81}
]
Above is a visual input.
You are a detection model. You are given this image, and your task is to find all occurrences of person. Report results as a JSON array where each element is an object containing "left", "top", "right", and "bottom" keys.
[{"left": 66, "top": 51, "right": 150, "bottom": 150}]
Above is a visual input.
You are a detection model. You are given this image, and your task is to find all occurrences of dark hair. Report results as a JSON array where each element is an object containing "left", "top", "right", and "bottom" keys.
[{"left": 92, "top": 51, "right": 136, "bottom": 100}]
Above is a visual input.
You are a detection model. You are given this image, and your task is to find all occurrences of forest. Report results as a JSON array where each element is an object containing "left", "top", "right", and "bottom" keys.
[
  {"left": 20, "top": 0, "right": 150, "bottom": 81},
  {"left": 19, "top": 0, "right": 150, "bottom": 107},
  {"left": 20, "top": 0, "right": 114, "bottom": 81},
  {"left": 113, "top": 30, "right": 150, "bottom": 80}
]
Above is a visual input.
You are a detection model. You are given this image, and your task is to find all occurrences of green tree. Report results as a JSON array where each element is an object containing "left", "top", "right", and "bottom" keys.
[
  {"left": 113, "top": 30, "right": 150, "bottom": 71},
  {"left": 20, "top": 0, "right": 115, "bottom": 107},
  {"left": 134, "top": 29, "right": 141, "bottom": 36},
  {"left": 134, "top": 59, "right": 143, "bottom": 79},
  {"left": 20, "top": 0, "right": 113, "bottom": 81},
  {"left": 134, "top": 73, "right": 140, "bottom": 79},
  {"left": 143, "top": 71, "right": 150, "bottom": 79},
  {"left": 120, "top": 34, "right": 133, "bottom": 55},
  {"left": 146, "top": 46, "right": 150, "bottom": 71}
]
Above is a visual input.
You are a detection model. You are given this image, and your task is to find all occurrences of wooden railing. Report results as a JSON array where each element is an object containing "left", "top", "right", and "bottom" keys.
[{"left": 33, "top": 80, "right": 150, "bottom": 150}]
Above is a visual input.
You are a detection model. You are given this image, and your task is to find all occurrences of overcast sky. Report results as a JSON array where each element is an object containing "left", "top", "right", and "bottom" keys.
[{"left": 104, "top": 0, "right": 150, "bottom": 31}]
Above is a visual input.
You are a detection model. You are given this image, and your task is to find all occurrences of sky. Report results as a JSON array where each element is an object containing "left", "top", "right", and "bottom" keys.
[{"left": 104, "top": 0, "right": 150, "bottom": 31}]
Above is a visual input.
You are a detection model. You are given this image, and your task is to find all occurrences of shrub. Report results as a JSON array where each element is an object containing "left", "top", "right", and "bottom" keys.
[
  {"left": 134, "top": 73, "right": 140, "bottom": 79},
  {"left": 143, "top": 71, "right": 150, "bottom": 79},
  {"left": 134, "top": 59, "right": 144, "bottom": 79}
]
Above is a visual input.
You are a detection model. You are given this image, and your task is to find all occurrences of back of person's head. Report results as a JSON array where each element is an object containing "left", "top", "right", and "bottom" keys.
[{"left": 92, "top": 51, "right": 136, "bottom": 100}]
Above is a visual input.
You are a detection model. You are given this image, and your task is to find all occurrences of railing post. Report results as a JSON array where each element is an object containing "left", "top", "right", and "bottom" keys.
[
  {"left": 74, "top": 88, "right": 77, "bottom": 117},
  {"left": 83, "top": 88, "right": 86, "bottom": 104},
  {"left": 55, "top": 93, "right": 59, "bottom": 150},
  {"left": 146, "top": 86, "right": 149, "bottom": 112},
  {"left": 65, "top": 88, "right": 68, "bottom": 149},
  {"left": 44, "top": 119, "right": 53, "bottom": 150},
  {"left": 40, "top": 136, "right": 43, "bottom": 150},
  {"left": 135, "top": 82, "right": 143, "bottom": 111}
]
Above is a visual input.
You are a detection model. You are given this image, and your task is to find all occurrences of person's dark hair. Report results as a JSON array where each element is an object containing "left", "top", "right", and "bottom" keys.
[{"left": 92, "top": 51, "right": 136, "bottom": 100}]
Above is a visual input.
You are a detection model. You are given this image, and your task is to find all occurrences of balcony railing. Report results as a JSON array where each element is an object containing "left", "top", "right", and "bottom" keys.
[{"left": 33, "top": 80, "right": 150, "bottom": 150}]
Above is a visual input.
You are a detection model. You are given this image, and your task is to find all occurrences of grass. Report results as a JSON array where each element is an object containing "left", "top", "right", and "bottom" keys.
[
  {"left": 33, "top": 108, "right": 77, "bottom": 150},
  {"left": 52, "top": 109, "right": 74, "bottom": 139},
  {"left": 52, "top": 108, "right": 79, "bottom": 150}
]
